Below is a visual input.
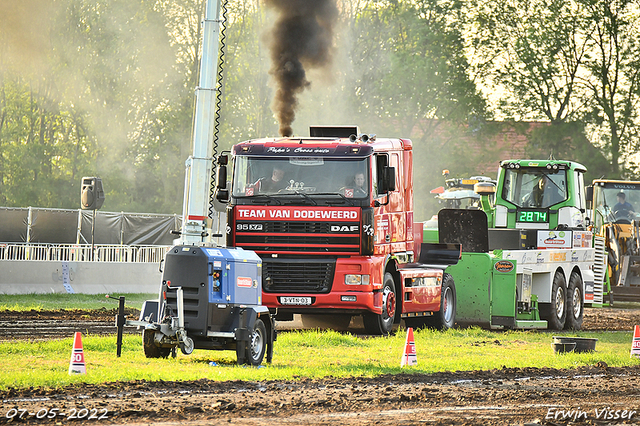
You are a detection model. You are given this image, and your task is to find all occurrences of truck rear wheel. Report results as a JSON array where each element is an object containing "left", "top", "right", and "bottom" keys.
[
  {"left": 143, "top": 329, "right": 170, "bottom": 359},
  {"left": 363, "top": 272, "right": 396, "bottom": 336},
  {"left": 540, "top": 271, "right": 567, "bottom": 330},
  {"left": 564, "top": 272, "right": 583, "bottom": 330},
  {"left": 404, "top": 274, "right": 456, "bottom": 330},
  {"left": 427, "top": 273, "right": 456, "bottom": 330}
]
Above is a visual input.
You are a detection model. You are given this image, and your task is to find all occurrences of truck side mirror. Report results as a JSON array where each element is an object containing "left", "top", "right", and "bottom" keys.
[
  {"left": 386, "top": 167, "right": 396, "bottom": 192},
  {"left": 216, "top": 188, "right": 229, "bottom": 203},
  {"left": 374, "top": 166, "right": 396, "bottom": 207},
  {"left": 585, "top": 185, "right": 593, "bottom": 203},
  {"left": 216, "top": 164, "right": 227, "bottom": 190},
  {"left": 215, "top": 155, "right": 229, "bottom": 203},
  {"left": 379, "top": 166, "right": 396, "bottom": 193}
]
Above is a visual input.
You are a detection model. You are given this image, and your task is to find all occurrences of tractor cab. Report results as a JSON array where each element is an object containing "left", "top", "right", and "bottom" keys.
[
  {"left": 587, "top": 180, "right": 640, "bottom": 291},
  {"left": 491, "top": 160, "right": 588, "bottom": 230}
]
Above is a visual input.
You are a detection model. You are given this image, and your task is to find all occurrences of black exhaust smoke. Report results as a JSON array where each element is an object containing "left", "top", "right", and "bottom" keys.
[{"left": 264, "top": 0, "right": 338, "bottom": 137}]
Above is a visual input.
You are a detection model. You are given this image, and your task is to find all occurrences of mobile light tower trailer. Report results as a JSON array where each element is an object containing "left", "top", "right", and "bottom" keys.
[{"left": 119, "top": 0, "right": 275, "bottom": 365}]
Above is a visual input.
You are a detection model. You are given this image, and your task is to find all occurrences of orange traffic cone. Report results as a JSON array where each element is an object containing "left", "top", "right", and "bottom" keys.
[
  {"left": 631, "top": 325, "right": 640, "bottom": 358},
  {"left": 68, "top": 332, "right": 86, "bottom": 374},
  {"left": 401, "top": 327, "right": 417, "bottom": 367}
]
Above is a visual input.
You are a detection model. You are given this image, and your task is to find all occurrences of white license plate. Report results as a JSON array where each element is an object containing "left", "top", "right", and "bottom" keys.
[{"left": 280, "top": 297, "right": 312, "bottom": 305}]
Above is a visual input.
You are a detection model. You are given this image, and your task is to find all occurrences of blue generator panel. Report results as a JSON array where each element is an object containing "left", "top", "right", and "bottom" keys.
[{"left": 204, "top": 247, "right": 262, "bottom": 306}]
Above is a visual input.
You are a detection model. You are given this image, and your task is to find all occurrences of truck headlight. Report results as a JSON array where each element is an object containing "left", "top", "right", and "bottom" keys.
[{"left": 345, "top": 274, "right": 370, "bottom": 285}]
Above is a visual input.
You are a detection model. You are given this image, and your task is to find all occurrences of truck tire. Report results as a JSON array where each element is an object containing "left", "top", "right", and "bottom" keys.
[
  {"left": 404, "top": 274, "right": 457, "bottom": 330},
  {"left": 564, "top": 272, "right": 584, "bottom": 330},
  {"left": 427, "top": 273, "right": 457, "bottom": 330},
  {"left": 243, "top": 318, "right": 267, "bottom": 366},
  {"left": 540, "top": 271, "right": 567, "bottom": 330},
  {"left": 363, "top": 272, "right": 397, "bottom": 336},
  {"left": 143, "top": 329, "right": 170, "bottom": 359}
]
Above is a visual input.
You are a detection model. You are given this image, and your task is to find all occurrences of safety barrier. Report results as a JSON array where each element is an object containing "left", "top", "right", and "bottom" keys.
[{"left": 0, "top": 243, "right": 170, "bottom": 263}]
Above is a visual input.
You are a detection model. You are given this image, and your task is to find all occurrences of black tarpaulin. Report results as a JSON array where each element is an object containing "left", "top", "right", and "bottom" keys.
[
  {"left": 30, "top": 209, "right": 79, "bottom": 244},
  {"left": 0, "top": 207, "right": 28, "bottom": 242},
  {"left": 0, "top": 207, "right": 181, "bottom": 245},
  {"left": 122, "top": 214, "right": 179, "bottom": 245}
]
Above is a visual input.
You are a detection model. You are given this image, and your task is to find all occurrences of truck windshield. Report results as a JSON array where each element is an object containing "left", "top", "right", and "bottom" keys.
[
  {"left": 502, "top": 168, "right": 568, "bottom": 208},
  {"left": 593, "top": 184, "right": 640, "bottom": 225},
  {"left": 232, "top": 156, "right": 370, "bottom": 198}
]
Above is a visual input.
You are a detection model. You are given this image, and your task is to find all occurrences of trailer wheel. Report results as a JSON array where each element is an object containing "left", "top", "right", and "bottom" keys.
[
  {"left": 242, "top": 318, "right": 267, "bottom": 366},
  {"left": 564, "top": 272, "right": 583, "bottom": 330},
  {"left": 541, "top": 271, "right": 567, "bottom": 330},
  {"left": 180, "top": 336, "right": 194, "bottom": 355},
  {"left": 363, "top": 272, "right": 396, "bottom": 336},
  {"left": 142, "top": 329, "right": 170, "bottom": 359}
]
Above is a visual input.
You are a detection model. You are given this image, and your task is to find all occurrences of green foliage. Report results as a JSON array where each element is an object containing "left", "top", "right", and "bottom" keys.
[
  {"left": 2, "top": 0, "right": 639, "bottom": 213},
  {"left": 0, "top": 325, "right": 637, "bottom": 390},
  {"left": 468, "top": 0, "right": 640, "bottom": 177},
  {"left": 525, "top": 121, "right": 612, "bottom": 183},
  {"left": 343, "top": 1, "right": 488, "bottom": 220}
]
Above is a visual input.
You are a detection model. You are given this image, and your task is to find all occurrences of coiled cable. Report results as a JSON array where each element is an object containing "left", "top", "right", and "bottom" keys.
[{"left": 209, "top": 0, "right": 229, "bottom": 218}]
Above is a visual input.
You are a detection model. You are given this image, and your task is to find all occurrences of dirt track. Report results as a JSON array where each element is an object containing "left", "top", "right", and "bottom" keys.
[{"left": 2, "top": 307, "right": 640, "bottom": 425}]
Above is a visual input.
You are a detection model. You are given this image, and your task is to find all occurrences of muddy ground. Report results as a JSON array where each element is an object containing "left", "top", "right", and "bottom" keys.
[{"left": 2, "top": 306, "right": 640, "bottom": 425}]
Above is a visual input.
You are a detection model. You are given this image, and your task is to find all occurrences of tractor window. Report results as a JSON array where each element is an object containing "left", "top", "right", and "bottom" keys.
[{"left": 502, "top": 169, "right": 568, "bottom": 208}]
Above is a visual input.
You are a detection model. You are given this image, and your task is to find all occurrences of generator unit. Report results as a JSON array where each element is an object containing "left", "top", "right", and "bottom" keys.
[{"left": 125, "top": 245, "right": 275, "bottom": 365}]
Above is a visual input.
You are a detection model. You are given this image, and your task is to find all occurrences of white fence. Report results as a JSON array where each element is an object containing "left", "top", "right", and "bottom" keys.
[{"left": 0, "top": 243, "right": 170, "bottom": 263}]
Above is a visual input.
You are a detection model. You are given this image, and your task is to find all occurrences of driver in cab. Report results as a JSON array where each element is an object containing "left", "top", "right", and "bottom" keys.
[
  {"left": 613, "top": 192, "right": 635, "bottom": 220},
  {"left": 522, "top": 174, "right": 564, "bottom": 207},
  {"left": 342, "top": 172, "right": 368, "bottom": 198},
  {"left": 259, "top": 165, "right": 288, "bottom": 193}
]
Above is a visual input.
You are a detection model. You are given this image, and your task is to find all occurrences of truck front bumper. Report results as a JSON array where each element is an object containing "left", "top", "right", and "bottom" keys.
[{"left": 262, "top": 290, "right": 382, "bottom": 316}]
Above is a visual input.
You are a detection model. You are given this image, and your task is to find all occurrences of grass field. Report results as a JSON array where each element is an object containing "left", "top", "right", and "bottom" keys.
[
  {"left": 1, "top": 327, "right": 638, "bottom": 390},
  {"left": 1, "top": 294, "right": 639, "bottom": 390}
]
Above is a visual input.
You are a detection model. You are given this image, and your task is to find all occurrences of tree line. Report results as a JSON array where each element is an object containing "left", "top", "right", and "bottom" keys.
[{"left": 1, "top": 0, "right": 638, "bottom": 218}]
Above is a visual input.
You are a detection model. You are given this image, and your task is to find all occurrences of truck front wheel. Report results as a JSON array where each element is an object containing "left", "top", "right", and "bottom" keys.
[
  {"left": 564, "top": 272, "right": 583, "bottom": 330},
  {"left": 364, "top": 272, "right": 396, "bottom": 336}
]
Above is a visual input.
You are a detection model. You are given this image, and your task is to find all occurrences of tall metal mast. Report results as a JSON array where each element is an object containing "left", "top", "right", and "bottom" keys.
[{"left": 180, "top": 0, "right": 224, "bottom": 245}]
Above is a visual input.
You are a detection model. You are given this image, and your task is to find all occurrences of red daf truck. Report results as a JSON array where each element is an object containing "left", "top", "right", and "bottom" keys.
[{"left": 214, "top": 126, "right": 460, "bottom": 335}]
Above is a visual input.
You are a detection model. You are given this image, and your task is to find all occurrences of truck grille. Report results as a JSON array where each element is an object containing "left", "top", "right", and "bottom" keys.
[
  {"left": 234, "top": 220, "right": 360, "bottom": 255},
  {"left": 262, "top": 258, "right": 335, "bottom": 293}
]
